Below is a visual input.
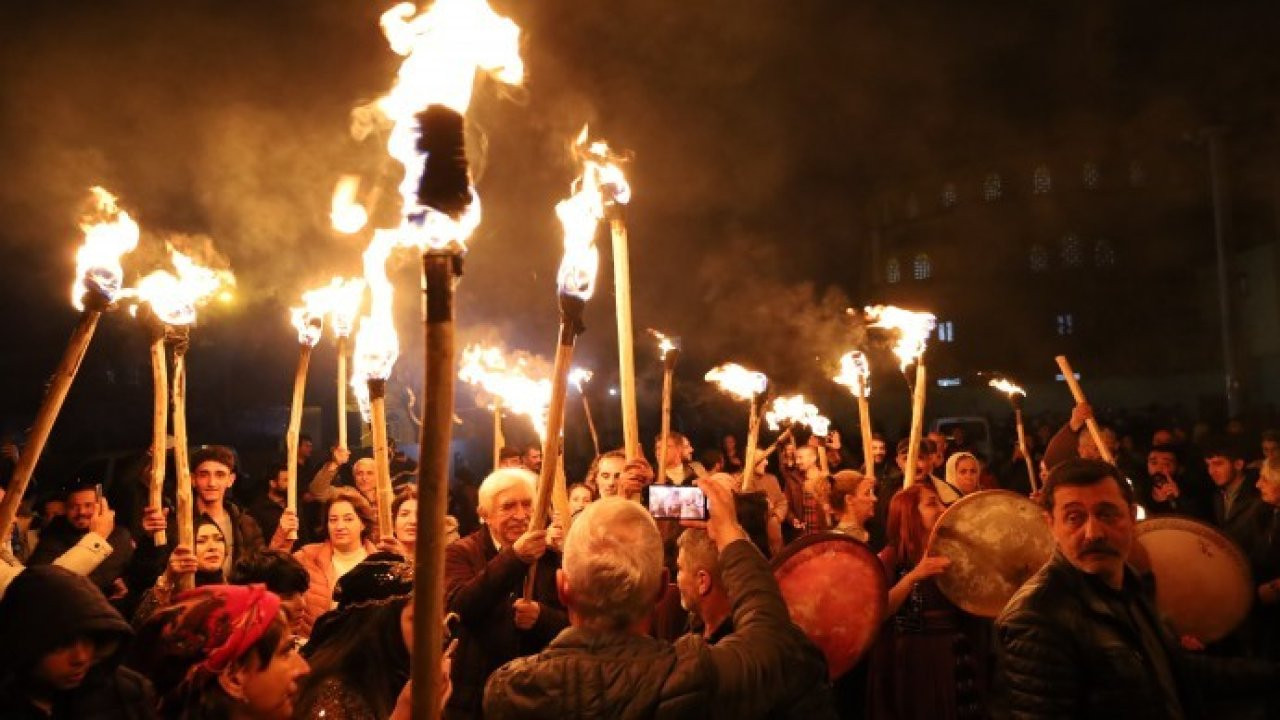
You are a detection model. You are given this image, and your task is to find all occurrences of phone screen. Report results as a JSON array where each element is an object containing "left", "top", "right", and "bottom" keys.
[{"left": 645, "top": 485, "right": 708, "bottom": 521}]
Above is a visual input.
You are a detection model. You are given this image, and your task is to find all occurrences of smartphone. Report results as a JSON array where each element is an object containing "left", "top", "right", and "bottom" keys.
[
  {"left": 643, "top": 484, "right": 709, "bottom": 521},
  {"left": 94, "top": 483, "right": 104, "bottom": 504}
]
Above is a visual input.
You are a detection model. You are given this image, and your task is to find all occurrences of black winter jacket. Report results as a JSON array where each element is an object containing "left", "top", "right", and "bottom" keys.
[
  {"left": 482, "top": 539, "right": 835, "bottom": 720},
  {"left": 996, "top": 551, "right": 1277, "bottom": 719}
]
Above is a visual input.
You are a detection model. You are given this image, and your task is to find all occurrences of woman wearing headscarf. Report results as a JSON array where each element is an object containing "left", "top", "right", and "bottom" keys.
[
  {"left": 131, "top": 584, "right": 308, "bottom": 719},
  {"left": 133, "top": 515, "right": 228, "bottom": 626},
  {"left": 944, "top": 452, "right": 983, "bottom": 497}
]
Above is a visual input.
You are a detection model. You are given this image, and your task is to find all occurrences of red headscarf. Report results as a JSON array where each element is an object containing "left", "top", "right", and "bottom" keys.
[{"left": 160, "top": 584, "right": 282, "bottom": 675}]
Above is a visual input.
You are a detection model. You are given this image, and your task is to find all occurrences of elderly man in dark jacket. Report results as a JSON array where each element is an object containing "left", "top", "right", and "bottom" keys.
[
  {"left": 997, "top": 458, "right": 1278, "bottom": 719},
  {"left": 445, "top": 468, "right": 567, "bottom": 719},
  {"left": 484, "top": 478, "right": 835, "bottom": 719}
]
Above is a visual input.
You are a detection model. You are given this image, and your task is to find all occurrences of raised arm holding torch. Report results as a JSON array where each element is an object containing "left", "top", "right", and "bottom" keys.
[
  {"left": 1054, "top": 355, "right": 1115, "bottom": 465},
  {"left": 0, "top": 188, "right": 138, "bottom": 544}
]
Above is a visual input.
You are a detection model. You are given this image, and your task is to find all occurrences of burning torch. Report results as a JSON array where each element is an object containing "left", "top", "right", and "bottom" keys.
[
  {"left": 351, "top": 311, "right": 399, "bottom": 540},
  {"left": 0, "top": 188, "right": 138, "bottom": 544},
  {"left": 327, "top": 278, "right": 366, "bottom": 453},
  {"left": 286, "top": 294, "right": 326, "bottom": 540},
  {"left": 765, "top": 395, "right": 833, "bottom": 475},
  {"left": 569, "top": 368, "right": 599, "bottom": 457},
  {"left": 649, "top": 330, "right": 680, "bottom": 478},
  {"left": 706, "top": 363, "right": 769, "bottom": 491},
  {"left": 865, "top": 305, "right": 935, "bottom": 488},
  {"left": 988, "top": 376, "right": 1039, "bottom": 493},
  {"left": 458, "top": 344, "right": 552, "bottom": 470},
  {"left": 834, "top": 350, "right": 876, "bottom": 478}
]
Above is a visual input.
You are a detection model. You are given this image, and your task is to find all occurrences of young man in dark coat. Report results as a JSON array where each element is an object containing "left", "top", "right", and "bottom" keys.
[
  {"left": 997, "top": 458, "right": 1279, "bottom": 718},
  {"left": 0, "top": 565, "right": 156, "bottom": 719},
  {"left": 483, "top": 478, "right": 834, "bottom": 719},
  {"left": 444, "top": 468, "right": 567, "bottom": 719}
]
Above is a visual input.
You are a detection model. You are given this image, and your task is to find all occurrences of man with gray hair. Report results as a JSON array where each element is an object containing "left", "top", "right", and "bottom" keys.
[
  {"left": 484, "top": 478, "right": 835, "bottom": 718},
  {"left": 446, "top": 468, "right": 568, "bottom": 719}
]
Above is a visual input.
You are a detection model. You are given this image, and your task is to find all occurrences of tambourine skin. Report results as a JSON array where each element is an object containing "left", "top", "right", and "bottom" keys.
[
  {"left": 772, "top": 533, "right": 888, "bottom": 679},
  {"left": 1130, "top": 516, "right": 1252, "bottom": 643},
  {"left": 927, "top": 490, "right": 1056, "bottom": 618}
]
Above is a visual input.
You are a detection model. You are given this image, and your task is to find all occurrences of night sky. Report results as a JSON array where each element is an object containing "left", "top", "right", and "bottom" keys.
[{"left": 2, "top": 1, "right": 1278, "bottom": 477}]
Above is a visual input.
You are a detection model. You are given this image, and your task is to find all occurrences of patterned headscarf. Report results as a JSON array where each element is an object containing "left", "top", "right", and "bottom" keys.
[{"left": 140, "top": 584, "right": 281, "bottom": 683}]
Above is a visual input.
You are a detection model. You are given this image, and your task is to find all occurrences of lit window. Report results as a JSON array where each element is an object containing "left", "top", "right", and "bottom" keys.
[
  {"left": 1056, "top": 313, "right": 1074, "bottom": 336},
  {"left": 941, "top": 182, "right": 958, "bottom": 208},
  {"left": 1029, "top": 244, "right": 1049, "bottom": 272},
  {"left": 982, "top": 173, "right": 1002, "bottom": 202},
  {"left": 936, "top": 320, "right": 955, "bottom": 343},
  {"left": 886, "top": 257, "right": 901, "bottom": 284},
  {"left": 1033, "top": 164, "right": 1051, "bottom": 194},
  {"left": 1061, "top": 233, "right": 1082, "bottom": 267},
  {"left": 912, "top": 253, "right": 932, "bottom": 280},
  {"left": 1083, "top": 161, "right": 1100, "bottom": 189},
  {"left": 1129, "top": 160, "right": 1146, "bottom": 187},
  {"left": 1094, "top": 238, "right": 1116, "bottom": 267},
  {"left": 936, "top": 377, "right": 962, "bottom": 388}
]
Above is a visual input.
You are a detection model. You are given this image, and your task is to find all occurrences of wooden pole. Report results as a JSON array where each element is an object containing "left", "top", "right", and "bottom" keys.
[
  {"left": 1015, "top": 407, "right": 1039, "bottom": 493},
  {"left": 149, "top": 333, "right": 169, "bottom": 546},
  {"left": 857, "top": 393, "right": 875, "bottom": 479},
  {"left": 657, "top": 358, "right": 675, "bottom": 481},
  {"left": 739, "top": 396, "right": 762, "bottom": 492},
  {"left": 529, "top": 325, "right": 576, "bottom": 536},
  {"left": 170, "top": 333, "right": 195, "bottom": 591},
  {"left": 903, "top": 362, "right": 928, "bottom": 488},
  {"left": 492, "top": 401, "right": 504, "bottom": 470},
  {"left": 1054, "top": 355, "right": 1115, "bottom": 465},
  {"left": 0, "top": 305, "right": 104, "bottom": 543},
  {"left": 285, "top": 344, "right": 312, "bottom": 541},
  {"left": 581, "top": 395, "right": 600, "bottom": 458},
  {"left": 413, "top": 252, "right": 458, "bottom": 720},
  {"left": 337, "top": 335, "right": 349, "bottom": 451},
  {"left": 756, "top": 426, "right": 793, "bottom": 461},
  {"left": 610, "top": 218, "right": 640, "bottom": 459},
  {"left": 368, "top": 379, "right": 394, "bottom": 539}
]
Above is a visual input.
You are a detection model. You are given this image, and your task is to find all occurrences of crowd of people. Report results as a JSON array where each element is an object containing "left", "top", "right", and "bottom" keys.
[{"left": 2, "top": 402, "right": 1280, "bottom": 718}]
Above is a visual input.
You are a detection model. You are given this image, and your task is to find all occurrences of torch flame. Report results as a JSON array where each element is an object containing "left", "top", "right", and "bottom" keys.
[
  {"left": 325, "top": 277, "right": 366, "bottom": 338},
  {"left": 71, "top": 187, "right": 140, "bottom": 309},
  {"left": 764, "top": 394, "right": 831, "bottom": 436},
  {"left": 129, "top": 247, "right": 235, "bottom": 326},
  {"left": 648, "top": 329, "right": 679, "bottom": 358},
  {"left": 989, "top": 377, "right": 1027, "bottom": 398},
  {"left": 375, "top": 0, "right": 522, "bottom": 253},
  {"left": 568, "top": 367, "right": 592, "bottom": 394},
  {"left": 459, "top": 344, "right": 552, "bottom": 440},
  {"left": 290, "top": 286, "right": 331, "bottom": 347},
  {"left": 865, "top": 305, "right": 936, "bottom": 372},
  {"left": 705, "top": 363, "right": 768, "bottom": 402},
  {"left": 833, "top": 351, "right": 872, "bottom": 398},
  {"left": 330, "top": 175, "right": 369, "bottom": 235},
  {"left": 350, "top": 312, "right": 400, "bottom": 420}
]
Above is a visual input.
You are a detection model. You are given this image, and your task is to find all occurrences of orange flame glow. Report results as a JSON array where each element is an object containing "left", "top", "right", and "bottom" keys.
[
  {"left": 648, "top": 329, "right": 679, "bottom": 359},
  {"left": 833, "top": 350, "right": 872, "bottom": 398},
  {"left": 375, "top": 0, "right": 522, "bottom": 252},
  {"left": 865, "top": 305, "right": 936, "bottom": 372},
  {"left": 324, "top": 277, "right": 366, "bottom": 338},
  {"left": 71, "top": 187, "right": 140, "bottom": 309},
  {"left": 705, "top": 363, "right": 768, "bottom": 402},
  {"left": 568, "top": 367, "right": 592, "bottom": 394},
  {"left": 290, "top": 286, "right": 331, "bottom": 347},
  {"left": 350, "top": 312, "right": 400, "bottom": 420},
  {"left": 459, "top": 344, "right": 552, "bottom": 439},
  {"left": 989, "top": 377, "right": 1027, "bottom": 398},
  {"left": 128, "top": 247, "right": 235, "bottom": 326},
  {"left": 764, "top": 394, "right": 831, "bottom": 436},
  {"left": 330, "top": 175, "right": 369, "bottom": 235}
]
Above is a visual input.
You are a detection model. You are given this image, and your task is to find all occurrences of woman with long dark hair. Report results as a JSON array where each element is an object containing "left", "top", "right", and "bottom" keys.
[
  {"left": 295, "top": 555, "right": 415, "bottom": 719},
  {"left": 867, "top": 483, "right": 991, "bottom": 719}
]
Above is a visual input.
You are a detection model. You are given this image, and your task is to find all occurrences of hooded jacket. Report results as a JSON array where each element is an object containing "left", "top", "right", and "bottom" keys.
[{"left": 0, "top": 565, "right": 156, "bottom": 719}]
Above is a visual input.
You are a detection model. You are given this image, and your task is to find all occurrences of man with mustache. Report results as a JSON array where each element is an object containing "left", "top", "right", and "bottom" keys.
[
  {"left": 997, "top": 458, "right": 1279, "bottom": 718},
  {"left": 444, "top": 468, "right": 567, "bottom": 719}
]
